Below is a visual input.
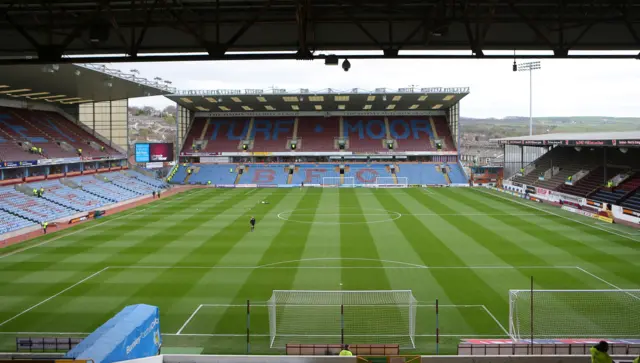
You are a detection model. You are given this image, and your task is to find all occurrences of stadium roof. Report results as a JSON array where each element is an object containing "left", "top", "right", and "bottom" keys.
[
  {"left": 493, "top": 131, "right": 640, "bottom": 147},
  {"left": 0, "top": 64, "right": 174, "bottom": 105},
  {"left": 167, "top": 87, "right": 469, "bottom": 113},
  {"left": 0, "top": 1, "right": 639, "bottom": 64}
]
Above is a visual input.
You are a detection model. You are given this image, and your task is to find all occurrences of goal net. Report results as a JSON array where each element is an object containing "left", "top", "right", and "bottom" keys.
[
  {"left": 268, "top": 290, "right": 418, "bottom": 349},
  {"left": 322, "top": 177, "right": 355, "bottom": 188},
  {"left": 508, "top": 289, "right": 640, "bottom": 342},
  {"left": 375, "top": 177, "right": 408, "bottom": 188}
]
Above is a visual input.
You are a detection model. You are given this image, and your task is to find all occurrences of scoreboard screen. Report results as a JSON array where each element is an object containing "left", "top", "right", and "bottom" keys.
[{"left": 135, "top": 143, "right": 173, "bottom": 163}]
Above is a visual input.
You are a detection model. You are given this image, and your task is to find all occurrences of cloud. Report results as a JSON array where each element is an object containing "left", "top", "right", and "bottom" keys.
[{"left": 115, "top": 55, "right": 640, "bottom": 118}]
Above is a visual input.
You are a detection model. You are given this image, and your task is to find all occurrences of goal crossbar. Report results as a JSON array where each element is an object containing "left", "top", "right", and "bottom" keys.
[
  {"left": 321, "top": 177, "right": 355, "bottom": 187},
  {"left": 268, "top": 290, "right": 417, "bottom": 349},
  {"left": 508, "top": 289, "right": 640, "bottom": 342}
]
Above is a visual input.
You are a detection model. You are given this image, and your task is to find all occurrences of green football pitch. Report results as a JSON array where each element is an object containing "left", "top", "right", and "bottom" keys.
[{"left": 1, "top": 187, "right": 639, "bottom": 355}]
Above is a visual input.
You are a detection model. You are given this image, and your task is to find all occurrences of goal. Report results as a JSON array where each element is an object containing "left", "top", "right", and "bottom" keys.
[
  {"left": 267, "top": 290, "right": 418, "bottom": 349},
  {"left": 375, "top": 177, "right": 408, "bottom": 188},
  {"left": 508, "top": 289, "right": 640, "bottom": 342},
  {"left": 322, "top": 177, "right": 355, "bottom": 188}
]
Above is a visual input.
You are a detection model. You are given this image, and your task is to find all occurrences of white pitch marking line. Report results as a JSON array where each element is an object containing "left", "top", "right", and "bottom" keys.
[
  {"left": 276, "top": 213, "right": 547, "bottom": 216},
  {"left": 0, "top": 267, "right": 109, "bottom": 328},
  {"left": 176, "top": 304, "right": 204, "bottom": 335},
  {"left": 0, "top": 189, "right": 206, "bottom": 260},
  {"left": 594, "top": 222, "right": 640, "bottom": 236},
  {"left": 575, "top": 266, "right": 640, "bottom": 301},
  {"left": 481, "top": 305, "right": 509, "bottom": 336},
  {"left": 108, "top": 264, "right": 576, "bottom": 270},
  {"left": 257, "top": 257, "right": 425, "bottom": 269},
  {"left": 474, "top": 188, "right": 640, "bottom": 243}
]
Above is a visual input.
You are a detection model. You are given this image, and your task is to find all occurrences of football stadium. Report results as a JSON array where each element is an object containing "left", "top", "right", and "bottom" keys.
[{"left": 1, "top": 1, "right": 640, "bottom": 363}]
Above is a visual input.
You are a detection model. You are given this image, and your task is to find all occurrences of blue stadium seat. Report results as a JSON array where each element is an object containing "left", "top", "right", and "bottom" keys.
[
  {"left": 396, "top": 164, "right": 447, "bottom": 185},
  {"left": 27, "top": 180, "right": 110, "bottom": 212},
  {"left": 0, "top": 209, "right": 37, "bottom": 234},
  {"left": 189, "top": 165, "right": 238, "bottom": 185},
  {"left": 240, "top": 165, "right": 288, "bottom": 184},
  {"left": 447, "top": 163, "right": 468, "bottom": 184}
]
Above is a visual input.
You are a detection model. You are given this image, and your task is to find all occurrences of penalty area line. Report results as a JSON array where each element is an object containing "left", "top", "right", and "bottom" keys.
[
  {"left": 176, "top": 304, "right": 204, "bottom": 335},
  {"left": 481, "top": 305, "right": 509, "bottom": 336}
]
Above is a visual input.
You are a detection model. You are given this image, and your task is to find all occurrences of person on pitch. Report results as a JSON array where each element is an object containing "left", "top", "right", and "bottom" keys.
[
  {"left": 249, "top": 216, "right": 256, "bottom": 232},
  {"left": 590, "top": 341, "right": 612, "bottom": 363}
]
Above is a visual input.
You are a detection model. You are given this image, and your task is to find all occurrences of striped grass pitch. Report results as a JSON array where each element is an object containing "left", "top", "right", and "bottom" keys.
[{"left": 0, "top": 187, "right": 638, "bottom": 354}]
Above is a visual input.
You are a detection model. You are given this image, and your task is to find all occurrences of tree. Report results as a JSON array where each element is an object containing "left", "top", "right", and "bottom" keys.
[
  {"left": 163, "top": 105, "right": 176, "bottom": 115},
  {"left": 142, "top": 106, "right": 157, "bottom": 115}
]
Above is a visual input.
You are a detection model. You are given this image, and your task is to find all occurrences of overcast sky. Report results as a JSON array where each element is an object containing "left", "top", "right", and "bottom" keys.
[{"left": 112, "top": 51, "right": 640, "bottom": 118}]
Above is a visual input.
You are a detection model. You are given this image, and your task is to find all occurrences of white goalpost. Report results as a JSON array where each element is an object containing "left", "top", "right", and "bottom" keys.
[
  {"left": 267, "top": 290, "right": 418, "bottom": 349},
  {"left": 508, "top": 289, "right": 640, "bottom": 342},
  {"left": 321, "top": 177, "right": 355, "bottom": 187},
  {"left": 375, "top": 177, "right": 408, "bottom": 188}
]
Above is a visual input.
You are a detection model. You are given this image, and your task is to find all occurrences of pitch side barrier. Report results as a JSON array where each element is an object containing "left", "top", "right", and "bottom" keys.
[
  {"left": 122, "top": 354, "right": 637, "bottom": 363},
  {"left": 496, "top": 181, "right": 639, "bottom": 225},
  {"left": 211, "top": 184, "right": 468, "bottom": 188}
]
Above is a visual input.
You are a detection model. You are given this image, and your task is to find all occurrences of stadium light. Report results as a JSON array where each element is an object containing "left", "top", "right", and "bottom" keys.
[{"left": 514, "top": 60, "right": 541, "bottom": 136}]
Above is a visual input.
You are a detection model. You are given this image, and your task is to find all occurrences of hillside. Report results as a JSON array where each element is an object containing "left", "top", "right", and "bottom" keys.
[{"left": 461, "top": 116, "right": 640, "bottom": 139}]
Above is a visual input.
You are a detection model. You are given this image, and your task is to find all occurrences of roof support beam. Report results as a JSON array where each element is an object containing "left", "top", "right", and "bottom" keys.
[
  {"left": 131, "top": 0, "right": 161, "bottom": 57},
  {"left": 223, "top": 0, "right": 274, "bottom": 55},
  {"left": 163, "top": 0, "right": 214, "bottom": 55},
  {"left": 295, "top": 0, "right": 313, "bottom": 60},
  {"left": 336, "top": 0, "right": 385, "bottom": 51},
  {"left": 507, "top": 0, "right": 555, "bottom": 50}
]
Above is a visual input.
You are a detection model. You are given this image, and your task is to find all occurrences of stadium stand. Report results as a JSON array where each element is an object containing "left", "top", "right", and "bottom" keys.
[
  {"left": 251, "top": 118, "right": 295, "bottom": 152},
  {"left": 170, "top": 162, "right": 467, "bottom": 186},
  {"left": 621, "top": 189, "right": 640, "bottom": 210},
  {"left": 188, "top": 164, "right": 238, "bottom": 185},
  {"left": 389, "top": 117, "right": 433, "bottom": 152},
  {"left": 0, "top": 188, "right": 77, "bottom": 223},
  {"left": 395, "top": 163, "right": 448, "bottom": 185},
  {"left": 75, "top": 176, "right": 141, "bottom": 203},
  {"left": 27, "top": 180, "right": 109, "bottom": 212},
  {"left": 291, "top": 165, "right": 340, "bottom": 184},
  {"left": 344, "top": 164, "right": 392, "bottom": 184},
  {"left": 102, "top": 172, "right": 157, "bottom": 194},
  {"left": 201, "top": 118, "right": 250, "bottom": 153},
  {"left": 0, "top": 207, "right": 36, "bottom": 234},
  {"left": 183, "top": 117, "right": 208, "bottom": 151},
  {"left": 37, "top": 111, "right": 116, "bottom": 157},
  {"left": 433, "top": 116, "right": 455, "bottom": 150},
  {"left": 558, "top": 166, "right": 625, "bottom": 197},
  {"left": 171, "top": 165, "right": 190, "bottom": 184},
  {"left": 343, "top": 117, "right": 388, "bottom": 152},
  {"left": 292, "top": 117, "right": 339, "bottom": 151},
  {"left": 0, "top": 107, "right": 118, "bottom": 160},
  {"left": 127, "top": 170, "right": 169, "bottom": 188},
  {"left": 447, "top": 163, "right": 468, "bottom": 184},
  {"left": 240, "top": 164, "right": 288, "bottom": 184}
]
